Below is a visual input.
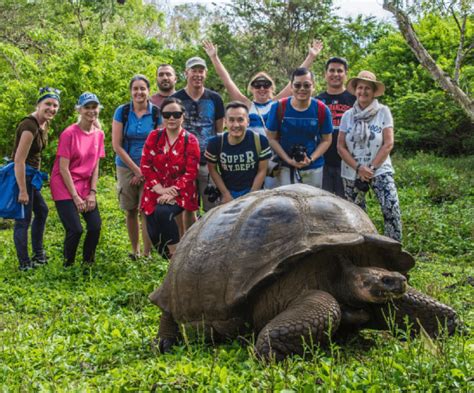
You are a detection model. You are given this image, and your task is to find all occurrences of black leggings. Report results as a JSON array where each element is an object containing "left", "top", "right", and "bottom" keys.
[
  {"left": 146, "top": 204, "right": 183, "bottom": 256},
  {"left": 55, "top": 200, "right": 102, "bottom": 265}
]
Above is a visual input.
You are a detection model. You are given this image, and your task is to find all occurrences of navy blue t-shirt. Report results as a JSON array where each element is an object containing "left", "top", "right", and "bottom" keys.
[
  {"left": 316, "top": 90, "right": 355, "bottom": 167},
  {"left": 205, "top": 130, "right": 272, "bottom": 191},
  {"left": 172, "top": 88, "right": 225, "bottom": 163},
  {"left": 266, "top": 97, "right": 333, "bottom": 170}
]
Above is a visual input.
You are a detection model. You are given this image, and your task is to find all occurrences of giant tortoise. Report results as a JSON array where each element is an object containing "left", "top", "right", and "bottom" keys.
[{"left": 150, "top": 185, "right": 459, "bottom": 360}]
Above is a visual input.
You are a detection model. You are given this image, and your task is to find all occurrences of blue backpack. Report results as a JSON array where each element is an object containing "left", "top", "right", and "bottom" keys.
[{"left": 0, "top": 162, "right": 47, "bottom": 219}]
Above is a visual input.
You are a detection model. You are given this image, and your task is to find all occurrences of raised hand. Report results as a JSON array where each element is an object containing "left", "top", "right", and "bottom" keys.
[
  {"left": 308, "top": 39, "right": 323, "bottom": 58},
  {"left": 203, "top": 40, "right": 217, "bottom": 58}
]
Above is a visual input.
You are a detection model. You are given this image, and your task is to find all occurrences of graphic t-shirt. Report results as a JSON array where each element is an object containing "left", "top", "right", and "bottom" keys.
[
  {"left": 266, "top": 97, "right": 333, "bottom": 170},
  {"left": 172, "top": 88, "right": 225, "bottom": 163},
  {"left": 205, "top": 130, "right": 272, "bottom": 191},
  {"left": 113, "top": 102, "right": 161, "bottom": 168},
  {"left": 12, "top": 116, "right": 47, "bottom": 169},
  {"left": 339, "top": 104, "right": 394, "bottom": 180},
  {"left": 316, "top": 90, "right": 355, "bottom": 167},
  {"left": 50, "top": 124, "right": 105, "bottom": 201},
  {"left": 249, "top": 100, "right": 273, "bottom": 136}
]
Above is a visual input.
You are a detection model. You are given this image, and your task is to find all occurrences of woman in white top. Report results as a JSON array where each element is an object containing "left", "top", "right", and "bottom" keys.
[
  {"left": 203, "top": 40, "right": 323, "bottom": 136},
  {"left": 337, "top": 71, "right": 402, "bottom": 242}
]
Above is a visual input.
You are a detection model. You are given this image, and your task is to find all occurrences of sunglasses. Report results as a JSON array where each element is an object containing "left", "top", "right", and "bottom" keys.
[
  {"left": 162, "top": 111, "right": 183, "bottom": 119},
  {"left": 251, "top": 81, "right": 272, "bottom": 89},
  {"left": 292, "top": 82, "right": 313, "bottom": 90},
  {"left": 39, "top": 86, "right": 61, "bottom": 95}
]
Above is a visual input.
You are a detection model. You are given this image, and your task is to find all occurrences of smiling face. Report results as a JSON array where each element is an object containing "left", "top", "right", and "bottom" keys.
[
  {"left": 291, "top": 73, "right": 314, "bottom": 104},
  {"left": 161, "top": 102, "right": 184, "bottom": 133},
  {"left": 185, "top": 66, "right": 207, "bottom": 90},
  {"left": 225, "top": 106, "right": 249, "bottom": 143},
  {"left": 36, "top": 98, "right": 59, "bottom": 122},
  {"left": 79, "top": 103, "right": 100, "bottom": 124},
  {"left": 325, "top": 62, "right": 347, "bottom": 91},
  {"left": 355, "top": 80, "right": 376, "bottom": 109},
  {"left": 157, "top": 65, "right": 177, "bottom": 93},
  {"left": 250, "top": 80, "right": 274, "bottom": 103},
  {"left": 130, "top": 79, "right": 150, "bottom": 105}
]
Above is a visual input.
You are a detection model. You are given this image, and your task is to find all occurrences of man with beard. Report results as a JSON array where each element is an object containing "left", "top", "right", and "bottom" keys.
[
  {"left": 173, "top": 56, "right": 225, "bottom": 213},
  {"left": 316, "top": 57, "right": 355, "bottom": 197},
  {"left": 150, "top": 64, "right": 177, "bottom": 109}
]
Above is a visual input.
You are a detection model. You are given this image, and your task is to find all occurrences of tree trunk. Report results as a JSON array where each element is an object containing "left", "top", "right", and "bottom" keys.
[{"left": 383, "top": 1, "right": 474, "bottom": 122}]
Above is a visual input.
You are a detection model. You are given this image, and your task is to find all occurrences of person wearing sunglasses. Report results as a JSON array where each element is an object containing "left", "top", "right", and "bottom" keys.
[
  {"left": 11, "top": 87, "right": 60, "bottom": 271},
  {"left": 140, "top": 98, "right": 200, "bottom": 258},
  {"left": 112, "top": 75, "right": 161, "bottom": 260},
  {"left": 203, "top": 40, "right": 323, "bottom": 137},
  {"left": 50, "top": 93, "right": 105, "bottom": 269},
  {"left": 337, "top": 71, "right": 402, "bottom": 242},
  {"left": 266, "top": 67, "right": 333, "bottom": 188}
]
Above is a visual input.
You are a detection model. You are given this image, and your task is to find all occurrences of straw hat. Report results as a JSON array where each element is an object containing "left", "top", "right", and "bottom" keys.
[{"left": 347, "top": 70, "right": 385, "bottom": 97}]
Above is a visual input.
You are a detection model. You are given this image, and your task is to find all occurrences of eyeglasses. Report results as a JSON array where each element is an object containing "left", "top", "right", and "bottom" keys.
[
  {"left": 162, "top": 111, "right": 183, "bottom": 119},
  {"left": 251, "top": 81, "right": 272, "bottom": 89},
  {"left": 292, "top": 82, "right": 313, "bottom": 90},
  {"left": 39, "top": 86, "right": 61, "bottom": 95}
]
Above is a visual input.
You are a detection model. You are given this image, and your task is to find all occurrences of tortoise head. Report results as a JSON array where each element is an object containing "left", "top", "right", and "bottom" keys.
[{"left": 346, "top": 266, "right": 407, "bottom": 304}]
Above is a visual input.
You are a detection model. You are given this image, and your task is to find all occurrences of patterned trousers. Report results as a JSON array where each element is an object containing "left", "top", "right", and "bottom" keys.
[{"left": 342, "top": 172, "right": 402, "bottom": 242}]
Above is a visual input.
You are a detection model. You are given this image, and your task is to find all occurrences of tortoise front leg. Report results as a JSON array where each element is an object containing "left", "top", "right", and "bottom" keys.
[
  {"left": 255, "top": 291, "right": 341, "bottom": 361},
  {"left": 157, "top": 311, "right": 180, "bottom": 353},
  {"left": 367, "top": 287, "right": 460, "bottom": 336}
]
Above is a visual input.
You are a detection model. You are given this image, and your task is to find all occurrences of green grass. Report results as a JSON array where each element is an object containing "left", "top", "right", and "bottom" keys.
[{"left": 0, "top": 153, "right": 473, "bottom": 391}]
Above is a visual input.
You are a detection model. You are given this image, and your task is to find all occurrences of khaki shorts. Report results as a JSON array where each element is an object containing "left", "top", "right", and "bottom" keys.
[{"left": 116, "top": 166, "right": 144, "bottom": 211}]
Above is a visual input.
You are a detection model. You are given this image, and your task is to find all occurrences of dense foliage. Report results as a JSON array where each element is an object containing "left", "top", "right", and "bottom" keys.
[
  {"left": 0, "top": 0, "right": 472, "bottom": 171},
  {"left": 0, "top": 154, "right": 472, "bottom": 390}
]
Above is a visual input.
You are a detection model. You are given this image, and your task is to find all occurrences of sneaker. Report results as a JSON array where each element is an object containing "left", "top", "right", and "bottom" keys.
[
  {"left": 32, "top": 254, "right": 48, "bottom": 266},
  {"left": 18, "top": 260, "right": 34, "bottom": 272}
]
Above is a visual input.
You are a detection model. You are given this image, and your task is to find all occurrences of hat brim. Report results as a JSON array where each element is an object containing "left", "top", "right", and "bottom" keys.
[
  {"left": 347, "top": 77, "right": 385, "bottom": 97},
  {"left": 79, "top": 100, "right": 101, "bottom": 107}
]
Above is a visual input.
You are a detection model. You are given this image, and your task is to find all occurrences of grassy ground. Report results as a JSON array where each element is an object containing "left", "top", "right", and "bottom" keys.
[{"left": 0, "top": 153, "right": 472, "bottom": 392}]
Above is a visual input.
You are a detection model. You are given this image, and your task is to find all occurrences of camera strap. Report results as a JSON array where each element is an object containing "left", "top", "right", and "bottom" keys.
[{"left": 290, "top": 167, "right": 302, "bottom": 184}]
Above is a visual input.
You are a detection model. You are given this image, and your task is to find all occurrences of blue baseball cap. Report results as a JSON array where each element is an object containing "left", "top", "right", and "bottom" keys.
[{"left": 77, "top": 92, "right": 101, "bottom": 107}]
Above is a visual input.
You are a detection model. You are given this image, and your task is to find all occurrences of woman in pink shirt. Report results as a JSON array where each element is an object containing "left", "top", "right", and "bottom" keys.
[{"left": 50, "top": 93, "right": 105, "bottom": 268}]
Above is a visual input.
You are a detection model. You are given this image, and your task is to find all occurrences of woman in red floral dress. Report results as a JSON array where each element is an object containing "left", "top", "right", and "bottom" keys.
[{"left": 140, "top": 97, "right": 200, "bottom": 257}]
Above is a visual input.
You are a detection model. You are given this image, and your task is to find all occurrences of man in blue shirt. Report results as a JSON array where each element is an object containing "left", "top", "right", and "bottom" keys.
[
  {"left": 205, "top": 101, "right": 271, "bottom": 204},
  {"left": 266, "top": 67, "right": 333, "bottom": 188}
]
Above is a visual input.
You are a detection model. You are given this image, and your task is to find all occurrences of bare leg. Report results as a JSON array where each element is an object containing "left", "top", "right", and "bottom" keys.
[
  {"left": 183, "top": 210, "right": 196, "bottom": 233},
  {"left": 126, "top": 209, "right": 140, "bottom": 256},
  {"left": 140, "top": 212, "right": 152, "bottom": 257},
  {"left": 256, "top": 291, "right": 341, "bottom": 361}
]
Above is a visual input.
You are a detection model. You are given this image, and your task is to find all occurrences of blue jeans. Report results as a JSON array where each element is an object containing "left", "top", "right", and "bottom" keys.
[{"left": 13, "top": 177, "right": 49, "bottom": 265}]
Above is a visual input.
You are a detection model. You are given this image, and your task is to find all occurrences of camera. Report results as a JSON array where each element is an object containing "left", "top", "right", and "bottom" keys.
[
  {"left": 204, "top": 184, "right": 221, "bottom": 203},
  {"left": 354, "top": 178, "right": 370, "bottom": 192},
  {"left": 290, "top": 144, "right": 307, "bottom": 163}
]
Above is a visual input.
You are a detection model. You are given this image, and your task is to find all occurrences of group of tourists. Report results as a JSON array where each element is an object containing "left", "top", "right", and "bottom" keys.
[{"left": 8, "top": 40, "right": 402, "bottom": 272}]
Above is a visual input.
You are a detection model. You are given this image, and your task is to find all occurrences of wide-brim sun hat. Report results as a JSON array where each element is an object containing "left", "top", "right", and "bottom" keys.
[{"left": 347, "top": 70, "right": 385, "bottom": 97}]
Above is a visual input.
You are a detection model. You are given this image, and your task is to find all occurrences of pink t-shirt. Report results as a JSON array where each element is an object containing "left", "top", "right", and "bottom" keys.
[{"left": 50, "top": 124, "right": 105, "bottom": 201}]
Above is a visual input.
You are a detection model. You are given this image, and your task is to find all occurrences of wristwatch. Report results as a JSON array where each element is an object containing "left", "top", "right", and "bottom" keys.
[{"left": 368, "top": 164, "right": 377, "bottom": 171}]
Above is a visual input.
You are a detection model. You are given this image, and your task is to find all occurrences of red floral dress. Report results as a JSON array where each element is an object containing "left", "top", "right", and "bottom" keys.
[{"left": 140, "top": 128, "right": 200, "bottom": 215}]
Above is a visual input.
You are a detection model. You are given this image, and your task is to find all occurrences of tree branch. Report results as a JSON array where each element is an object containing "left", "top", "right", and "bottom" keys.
[{"left": 383, "top": 1, "right": 474, "bottom": 122}]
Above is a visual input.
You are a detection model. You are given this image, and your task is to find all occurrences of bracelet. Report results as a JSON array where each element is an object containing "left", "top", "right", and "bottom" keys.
[
  {"left": 355, "top": 163, "right": 361, "bottom": 173},
  {"left": 90, "top": 189, "right": 97, "bottom": 194},
  {"left": 369, "top": 164, "right": 377, "bottom": 171}
]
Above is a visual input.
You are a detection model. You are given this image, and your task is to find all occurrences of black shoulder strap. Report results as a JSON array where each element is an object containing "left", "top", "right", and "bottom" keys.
[
  {"left": 151, "top": 104, "right": 160, "bottom": 129},
  {"left": 121, "top": 103, "right": 130, "bottom": 139}
]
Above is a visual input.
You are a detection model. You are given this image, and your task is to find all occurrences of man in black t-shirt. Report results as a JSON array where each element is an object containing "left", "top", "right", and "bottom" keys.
[
  {"left": 205, "top": 101, "right": 271, "bottom": 205},
  {"left": 172, "top": 56, "right": 225, "bottom": 213},
  {"left": 316, "top": 57, "right": 355, "bottom": 197}
]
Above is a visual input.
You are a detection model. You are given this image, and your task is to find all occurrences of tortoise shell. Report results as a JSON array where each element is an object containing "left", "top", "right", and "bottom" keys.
[{"left": 150, "top": 185, "right": 414, "bottom": 334}]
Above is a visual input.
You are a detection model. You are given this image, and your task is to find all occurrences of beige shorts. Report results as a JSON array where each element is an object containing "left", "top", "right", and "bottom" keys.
[{"left": 116, "top": 166, "right": 144, "bottom": 211}]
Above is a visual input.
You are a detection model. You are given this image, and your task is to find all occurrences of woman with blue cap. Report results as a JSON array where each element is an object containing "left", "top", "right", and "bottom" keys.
[
  {"left": 50, "top": 92, "right": 105, "bottom": 269},
  {"left": 11, "top": 87, "right": 60, "bottom": 271}
]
